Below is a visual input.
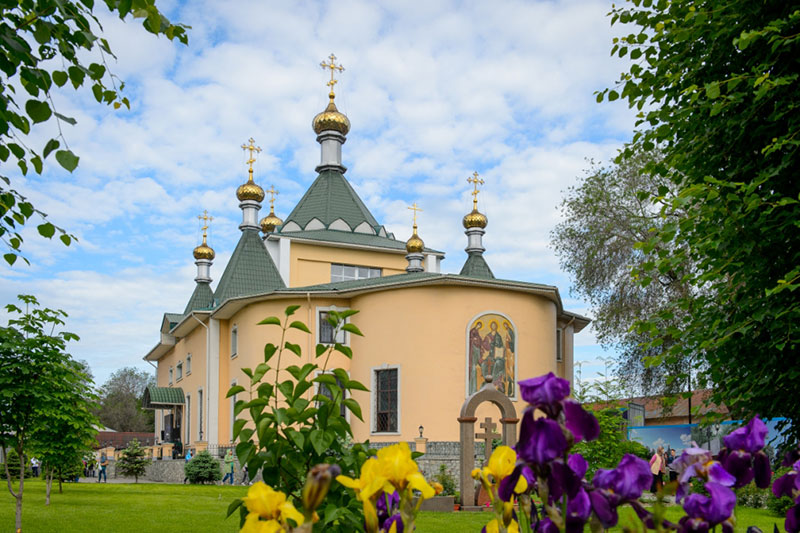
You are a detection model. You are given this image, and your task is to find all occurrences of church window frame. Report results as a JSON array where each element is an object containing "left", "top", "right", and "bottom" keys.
[
  {"left": 176, "top": 361, "right": 183, "bottom": 382},
  {"left": 556, "top": 328, "right": 564, "bottom": 363},
  {"left": 186, "top": 353, "right": 192, "bottom": 375},
  {"left": 316, "top": 306, "right": 349, "bottom": 345},
  {"left": 371, "top": 365, "right": 400, "bottom": 435},
  {"left": 185, "top": 393, "right": 191, "bottom": 445},
  {"left": 330, "top": 263, "right": 381, "bottom": 283},
  {"left": 168, "top": 366, "right": 173, "bottom": 386},
  {"left": 231, "top": 324, "right": 238, "bottom": 359}
]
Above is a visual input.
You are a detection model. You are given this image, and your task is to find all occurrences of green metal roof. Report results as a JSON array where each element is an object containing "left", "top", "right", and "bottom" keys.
[
  {"left": 459, "top": 253, "right": 495, "bottom": 280},
  {"left": 285, "top": 271, "right": 441, "bottom": 292},
  {"left": 142, "top": 386, "right": 185, "bottom": 409},
  {"left": 280, "top": 169, "right": 381, "bottom": 232},
  {"left": 183, "top": 282, "right": 214, "bottom": 315},
  {"left": 214, "top": 229, "right": 285, "bottom": 306},
  {"left": 274, "top": 229, "right": 443, "bottom": 254},
  {"left": 164, "top": 313, "right": 183, "bottom": 329}
]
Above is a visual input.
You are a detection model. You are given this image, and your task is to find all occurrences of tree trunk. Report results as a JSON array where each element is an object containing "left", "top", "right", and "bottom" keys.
[
  {"left": 16, "top": 444, "right": 24, "bottom": 532},
  {"left": 45, "top": 469, "right": 53, "bottom": 506},
  {"left": 57, "top": 467, "right": 62, "bottom": 494}
]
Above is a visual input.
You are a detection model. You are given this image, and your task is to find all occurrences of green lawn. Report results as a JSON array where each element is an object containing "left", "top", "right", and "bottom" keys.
[{"left": 1, "top": 478, "right": 787, "bottom": 532}]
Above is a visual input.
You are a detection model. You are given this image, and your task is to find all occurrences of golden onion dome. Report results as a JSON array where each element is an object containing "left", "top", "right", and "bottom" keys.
[
  {"left": 312, "top": 93, "right": 350, "bottom": 135},
  {"left": 406, "top": 227, "right": 425, "bottom": 254},
  {"left": 463, "top": 208, "right": 488, "bottom": 229},
  {"left": 260, "top": 210, "right": 283, "bottom": 234},
  {"left": 193, "top": 243, "right": 215, "bottom": 260},
  {"left": 236, "top": 179, "right": 265, "bottom": 202}
]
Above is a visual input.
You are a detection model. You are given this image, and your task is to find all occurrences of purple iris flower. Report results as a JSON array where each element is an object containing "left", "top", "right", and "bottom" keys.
[
  {"left": 567, "top": 453, "right": 588, "bottom": 480},
  {"left": 536, "top": 517, "right": 559, "bottom": 533},
  {"left": 679, "top": 482, "right": 736, "bottom": 533},
  {"left": 589, "top": 454, "right": 652, "bottom": 528},
  {"left": 519, "top": 373, "right": 570, "bottom": 416},
  {"left": 720, "top": 416, "right": 771, "bottom": 488},
  {"left": 563, "top": 400, "right": 600, "bottom": 442},
  {"left": 376, "top": 491, "right": 400, "bottom": 526},
  {"left": 517, "top": 410, "right": 568, "bottom": 466},
  {"left": 673, "top": 447, "right": 736, "bottom": 501},
  {"left": 773, "top": 459, "right": 800, "bottom": 533},
  {"left": 565, "top": 488, "right": 591, "bottom": 533},
  {"left": 498, "top": 464, "right": 535, "bottom": 502},
  {"left": 382, "top": 513, "right": 403, "bottom": 533}
]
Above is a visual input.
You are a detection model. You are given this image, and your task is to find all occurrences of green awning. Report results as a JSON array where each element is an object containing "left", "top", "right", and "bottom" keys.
[{"left": 142, "top": 386, "right": 185, "bottom": 409}]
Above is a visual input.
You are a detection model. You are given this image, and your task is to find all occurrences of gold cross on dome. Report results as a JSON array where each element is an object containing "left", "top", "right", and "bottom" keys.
[
  {"left": 407, "top": 202, "right": 423, "bottom": 227},
  {"left": 241, "top": 137, "right": 262, "bottom": 179},
  {"left": 320, "top": 53, "right": 345, "bottom": 94},
  {"left": 467, "top": 171, "right": 485, "bottom": 209},
  {"left": 197, "top": 210, "right": 213, "bottom": 244},
  {"left": 266, "top": 185, "right": 279, "bottom": 209}
]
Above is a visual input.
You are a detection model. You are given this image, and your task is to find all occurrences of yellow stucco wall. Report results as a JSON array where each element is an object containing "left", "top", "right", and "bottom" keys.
[{"left": 288, "top": 241, "right": 407, "bottom": 287}]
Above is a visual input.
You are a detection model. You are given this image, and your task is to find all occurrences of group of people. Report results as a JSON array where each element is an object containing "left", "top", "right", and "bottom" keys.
[
  {"left": 649, "top": 445, "right": 678, "bottom": 492},
  {"left": 26, "top": 453, "right": 108, "bottom": 482}
]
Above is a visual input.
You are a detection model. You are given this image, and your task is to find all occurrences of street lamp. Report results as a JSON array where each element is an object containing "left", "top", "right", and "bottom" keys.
[{"left": 418, "top": 425, "right": 424, "bottom": 438}]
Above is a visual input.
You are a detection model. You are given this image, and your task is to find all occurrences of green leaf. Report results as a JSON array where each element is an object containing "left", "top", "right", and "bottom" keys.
[
  {"left": 705, "top": 82, "right": 720, "bottom": 99},
  {"left": 315, "top": 374, "right": 338, "bottom": 386},
  {"left": 341, "top": 323, "right": 363, "bottom": 336},
  {"left": 67, "top": 66, "right": 85, "bottom": 88},
  {"left": 315, "top": 344, "right": 328, "bottom": 358},
  {"left": 226, "top": 499, "right": 243, "bottom": 518},
  {"left": 284, "top": 341, "right": 302, "bottom": 357},
  {"left": 285, "top": 304, "right": 301, "bottom": 316},
  {"left": 258, "top": 316, "right": 281, "bottom": 326},
  {"left": 25, "top": 100, "right": 52, "bottom": 123},
  {"left": 343, "top": 398, "right": 363, "bottom": 421},
  {"left": 608, "top": 90, "right": 619, "bottom": 102},
  {"left": 54, "top": 112, "right": 77, "bottom": 126},
  {"left": 37, "top": 223, "right": 55, "bottom": 238},
  {"left": 4, "top": 253, "right": 18, "bottom": 265},
  {"left": 232, "top": 418, "right": 247, "bottom": 440},
  {"left": 43, "top": 139, "right": 60, "bottom": 159},
  {"left": 289, "top": 320, "right": 311, "bottom": 333},
  {"left": 346, "top": 379, "right": 369, "bottom": 392},
  {"left": 52, "top": 71, "right": 68, "bottom": 87},
  {"left": 334, "top": 343, "right": 352, "bottom": 358},
  {"left": 252, "top": 362, "right": 270, "bottom": 384},
  {"left": 55, "top": 150, "right": 79, "bottom": 172},
  {"left": 263, "top": 343, "right": 277, "bottom": 362},
  {"left": 226, "top": 385, "right": 245, "bottom": 398}
]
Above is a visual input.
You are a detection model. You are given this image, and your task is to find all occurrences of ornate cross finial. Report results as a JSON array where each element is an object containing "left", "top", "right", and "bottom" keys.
[
  {"left": 197, "top": 210, "right": 213, "bottom": 244},
  {"left": 320, "top": 53, "right": 345, "bottom": 97},
  {"left": 408, "top": 202, "right": 423, "bottom": 228},
  {"left": 467, "top": 171, "right": 485, "bottom": 210},
  {"left": 241, "top": 137, "right": 262, "bottom": 181},
  {"left": 265, "top": 185, "right": 279, "bottom": 210}
]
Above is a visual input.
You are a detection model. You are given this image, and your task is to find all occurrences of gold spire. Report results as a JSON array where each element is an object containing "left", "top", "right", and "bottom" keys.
[
  {"left": 463, "top": 171, "right": 488, "bottom": 229},
  {"left": 406, "top": 202, "right": 425, "bottom": 253},
  {"left": 236, "top": 137, "right": 265, "bottom": 202},
  {"left": 313, "top": 54, "right": 350, "bottom": 135},
  {"left": 193, "top": 210, "right": 215, "bottom": 260},
  {"left": 260, "top": 185, "right": 283, "bottom": 234}
]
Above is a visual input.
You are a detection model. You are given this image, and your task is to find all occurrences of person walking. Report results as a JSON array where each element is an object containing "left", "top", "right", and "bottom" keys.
[
  {"left": 183, "top": 449, "right": 193, "bottom": 484},
  {"left": 30, "top": 457, "right": 39, "bottom": 477},
  {"left": 98, "top": 454, "right": 108, "bottom": 483},
  {"left": 222, "top": 449, "right": 235, "bottom": 485},
  {"left": 649, "top": 446, "right": 664, "bottom": 493},
  {"left": 667, "top": 448, "right": 678, "bottom": 482}
]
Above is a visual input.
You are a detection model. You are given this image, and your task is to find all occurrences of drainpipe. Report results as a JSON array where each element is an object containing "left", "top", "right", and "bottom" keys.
[{"left": 190, "top": 313, "right": 210, "bottom": 443}]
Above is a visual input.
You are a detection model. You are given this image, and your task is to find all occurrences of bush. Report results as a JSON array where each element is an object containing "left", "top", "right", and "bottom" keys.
[
  {"left": 2, "top": 450, "right": 32, "bottom": 479},
  {"left": 736, "top": 482, "right": 770, "bottom": 509},
  {"left": 434, "top": 464, "right": 457, "bottom": 496},
  {"left": 767, "top": 467, "right": 794, "bottom": 516},
  {"left": 184, "top": 451, "right": 221, "bottom": 484}
]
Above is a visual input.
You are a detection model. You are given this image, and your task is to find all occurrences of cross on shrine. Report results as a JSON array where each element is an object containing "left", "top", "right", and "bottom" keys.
[
  {"left": 407, "top": 202, "right": 423, "bottom": 226},
  {"left": 241, "top": 137, "right": 262, "bottom": 179},
  {"left": 265, "top": 185, "right": 279, "bottom": 209},
  {"left": 475, "top": 416, "right": 501, "bottom": 464},
  {"left": 320, "top": 53, "right": 345, "bottom": 93},
  {"left": 197, "top": 210, "right": 213, "bottom": 244},
  {"left": 467, "top": 171, "right": 485, "bottom": 209}
]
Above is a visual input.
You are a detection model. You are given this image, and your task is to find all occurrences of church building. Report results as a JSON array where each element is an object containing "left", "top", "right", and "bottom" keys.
[{"left": 142, "top": 56, "right": 589, "bottom": 452}]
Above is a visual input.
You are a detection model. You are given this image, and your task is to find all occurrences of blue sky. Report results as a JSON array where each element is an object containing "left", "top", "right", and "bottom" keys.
[{"left": 1, "top": 0, "right": 636, "bottom": 387}]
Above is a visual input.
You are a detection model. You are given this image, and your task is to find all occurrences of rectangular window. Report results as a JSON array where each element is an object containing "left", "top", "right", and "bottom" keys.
[
  {"left": 177, "top": 361, "right": 183, "bottom": 381},
  {"left": 317, "top": 373, "right": 347, "bottom": 418},
  {"left": 231, "top": 325, "right": 238, "bottom": 358},
  {"left": 230, "top": 380, "right": 237, "bottom": 443},
  {"left": 331, "top": 263, "right": 381, "bottom": 283},
  {"left": 198, "top": 388, "right": 204, "bottom": 441},
  {"left": 168, "top": 367, "right": 173, "bottom": 385},
  {"left": 374, "top": 368, "right": 398, "bottom": 433},
  {"left": 186, "top": 354, "right": 192, "bottom": 375},
  {"left": 185, "top": 394, "right": 191, "bottom": 444},
  {"left": 319, "top": 311, "right": 347, "bottom": 345},
  {"left": 556, "top": 328, "right": 563, "bottom": 362}
]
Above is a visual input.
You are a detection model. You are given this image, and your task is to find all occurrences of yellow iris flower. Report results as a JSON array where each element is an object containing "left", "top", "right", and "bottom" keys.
[
  {"left": 336, "top": 457, "right": 394, "bottom": 502},
  {"left": 376, "top": 442, "right": 435, "bottom": 499},
  {"left": 240, "top": 482, "right": 304, "bottom": 533},
  {"left": 484, "top": 518, "right": 520, "bottom": 533}
]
